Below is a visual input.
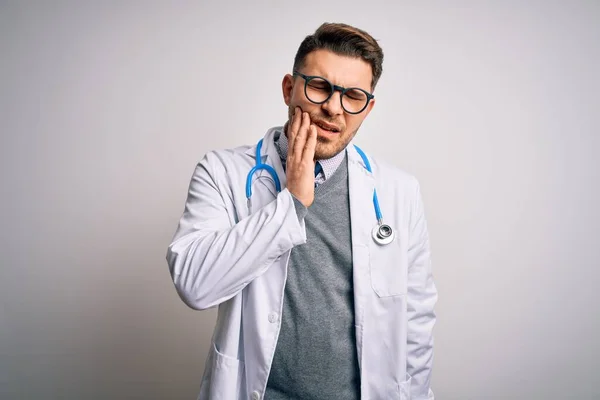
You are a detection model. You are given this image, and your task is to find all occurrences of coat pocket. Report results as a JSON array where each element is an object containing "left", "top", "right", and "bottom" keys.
[
  {"left": 207, "top": 342, "right": 245, "bottom": 400},
  {"left": 369, "top": 239, "right": 407, "bottom": 297},
  {"left": 397, "top": 373, "right": 412, "bottom": 400},
  {"left": 380, "top": 373, "right": 412, "bottom": 400}
]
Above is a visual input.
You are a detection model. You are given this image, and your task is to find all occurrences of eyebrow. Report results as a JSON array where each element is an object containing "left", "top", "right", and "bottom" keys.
[{"left": 301, "top": 71, "right": 370, "bottom": 91}]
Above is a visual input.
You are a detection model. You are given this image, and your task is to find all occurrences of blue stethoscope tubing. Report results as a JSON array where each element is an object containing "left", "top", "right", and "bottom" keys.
[{"left": 246, "top": 138, "right": 395, "bottom": 245}]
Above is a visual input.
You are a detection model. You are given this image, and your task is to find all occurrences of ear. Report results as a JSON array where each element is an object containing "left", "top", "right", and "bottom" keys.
[
  {"left": 363, "top": 97, "right": 376, "bottom": 118},
  {"left": 282, "top": 74, "right": 294, "bottom": 106}
]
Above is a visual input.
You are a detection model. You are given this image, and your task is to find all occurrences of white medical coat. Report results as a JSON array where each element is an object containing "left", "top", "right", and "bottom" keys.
[{"left": 167, "top": 127, "right": 437, "bottom": 400}]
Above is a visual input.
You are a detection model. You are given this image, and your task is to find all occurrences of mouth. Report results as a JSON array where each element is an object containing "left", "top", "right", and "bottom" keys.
[{"left": 313, "top": 120, "right": 341, "bottom": 134}]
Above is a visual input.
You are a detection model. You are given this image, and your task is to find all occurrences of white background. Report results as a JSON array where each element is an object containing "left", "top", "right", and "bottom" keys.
[{"left": 1, "top": 1, "right": 599, "bottom": 399}]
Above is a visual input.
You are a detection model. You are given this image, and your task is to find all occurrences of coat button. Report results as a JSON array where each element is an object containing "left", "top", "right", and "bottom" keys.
[
  {"left": 268, "top": 312, "right": 278, "bottom": 323},
  {"left": 251, "top": 391, "right": 261, "bottom": 400}
]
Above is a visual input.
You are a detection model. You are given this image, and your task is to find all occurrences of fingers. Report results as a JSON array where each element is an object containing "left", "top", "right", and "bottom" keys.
[
  {"left": 292, "top": 111, "right": 311, "bottom": 161},
  {"left": 285, "top": 108, "right": 317, "bottom": 208},
  {"left": 303, "top": 124, "right": 317, "bottom": 164},
  {"left": 287, "top": 107, "right": 301, "bottom": 155}
]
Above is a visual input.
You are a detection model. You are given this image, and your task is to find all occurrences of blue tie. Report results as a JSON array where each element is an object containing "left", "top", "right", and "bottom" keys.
[{"left": 314, "top": 162, "right": 322, "bottom": 177}]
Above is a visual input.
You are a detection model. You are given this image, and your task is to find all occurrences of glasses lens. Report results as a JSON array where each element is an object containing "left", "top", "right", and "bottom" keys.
[
  {"left": 342, "top": 88, "right": 369, "bottom": 114},
  {"left": 305, "top": 77, "right": 332, "bottom": 103}
]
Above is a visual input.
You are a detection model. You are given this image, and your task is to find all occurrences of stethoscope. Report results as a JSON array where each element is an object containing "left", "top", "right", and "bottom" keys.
[{"left": 246, "top": 138, "right": 395, "bottom": 246}]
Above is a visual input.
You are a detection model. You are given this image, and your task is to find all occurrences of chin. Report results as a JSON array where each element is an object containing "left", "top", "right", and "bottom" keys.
[
  {"left": 315, "top": 131, "right": 354, "bottom": 159},
  {"left": 315, "top": 142, "right": 344, "bottom": 160}
]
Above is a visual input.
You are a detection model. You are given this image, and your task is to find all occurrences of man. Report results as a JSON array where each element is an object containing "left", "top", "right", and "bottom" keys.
[{"left": 167, "top": 22, "right": 437, "bottom": 400}]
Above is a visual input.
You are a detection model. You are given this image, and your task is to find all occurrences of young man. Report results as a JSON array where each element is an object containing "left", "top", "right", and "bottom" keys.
[{"left": 167, "top": 22, "right": 437, "bottom": 400}]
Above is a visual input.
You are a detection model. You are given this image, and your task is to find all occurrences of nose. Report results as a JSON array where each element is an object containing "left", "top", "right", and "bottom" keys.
[{"left": 321, "top": 89, "right": 344, "bottom": 116}]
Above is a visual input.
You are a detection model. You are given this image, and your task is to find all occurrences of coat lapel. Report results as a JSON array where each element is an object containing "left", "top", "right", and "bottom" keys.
[{"left": 346, "top": 144, "right": 376, "bottom": 377}]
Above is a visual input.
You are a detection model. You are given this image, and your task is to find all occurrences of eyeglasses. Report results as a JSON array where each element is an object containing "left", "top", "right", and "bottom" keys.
[{"left": 293, "top": 71, "right": 374, "bottom": 114}]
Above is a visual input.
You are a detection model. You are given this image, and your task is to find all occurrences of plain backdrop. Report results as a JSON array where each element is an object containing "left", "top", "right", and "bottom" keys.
[{"left": 1, "top": 1, "right": 599, "bottom": 399}]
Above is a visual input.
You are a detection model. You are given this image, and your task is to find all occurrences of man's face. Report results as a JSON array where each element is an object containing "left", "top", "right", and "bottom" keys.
[{"left": 282, "top": 49, "right": 376, "bottom": 160}]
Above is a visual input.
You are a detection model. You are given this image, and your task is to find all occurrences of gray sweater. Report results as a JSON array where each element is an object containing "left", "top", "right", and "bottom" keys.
[{"left": 265, "top": 155, "right": 360, "bottom": 400}]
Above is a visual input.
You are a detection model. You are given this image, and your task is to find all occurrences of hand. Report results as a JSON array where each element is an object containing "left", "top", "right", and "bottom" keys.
[{"left": 286, "top": 107, "right": 317, "bottom": 207}]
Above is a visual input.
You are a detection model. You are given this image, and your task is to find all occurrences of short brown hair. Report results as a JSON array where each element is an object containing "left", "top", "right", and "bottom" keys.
[{"left": 293, "top": 22, "right": 384, "bottom": 90}]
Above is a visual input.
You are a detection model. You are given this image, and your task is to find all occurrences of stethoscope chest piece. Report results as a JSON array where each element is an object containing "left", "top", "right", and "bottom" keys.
[{"left": 372, "top": 223, "right": 395, "bottom": 246}]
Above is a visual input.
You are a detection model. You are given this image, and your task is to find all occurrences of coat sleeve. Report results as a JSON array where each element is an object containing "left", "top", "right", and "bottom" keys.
[
  {"left": 166, "top": 152, "right": 306, "bottom": 310},
  {"left": 406, "top": 180, "right": 438, "bottom": 399}
]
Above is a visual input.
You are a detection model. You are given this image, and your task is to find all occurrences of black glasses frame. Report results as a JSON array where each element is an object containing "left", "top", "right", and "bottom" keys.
[{"left": 293, "top": 70, "right": 374, "bottom": 115}]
